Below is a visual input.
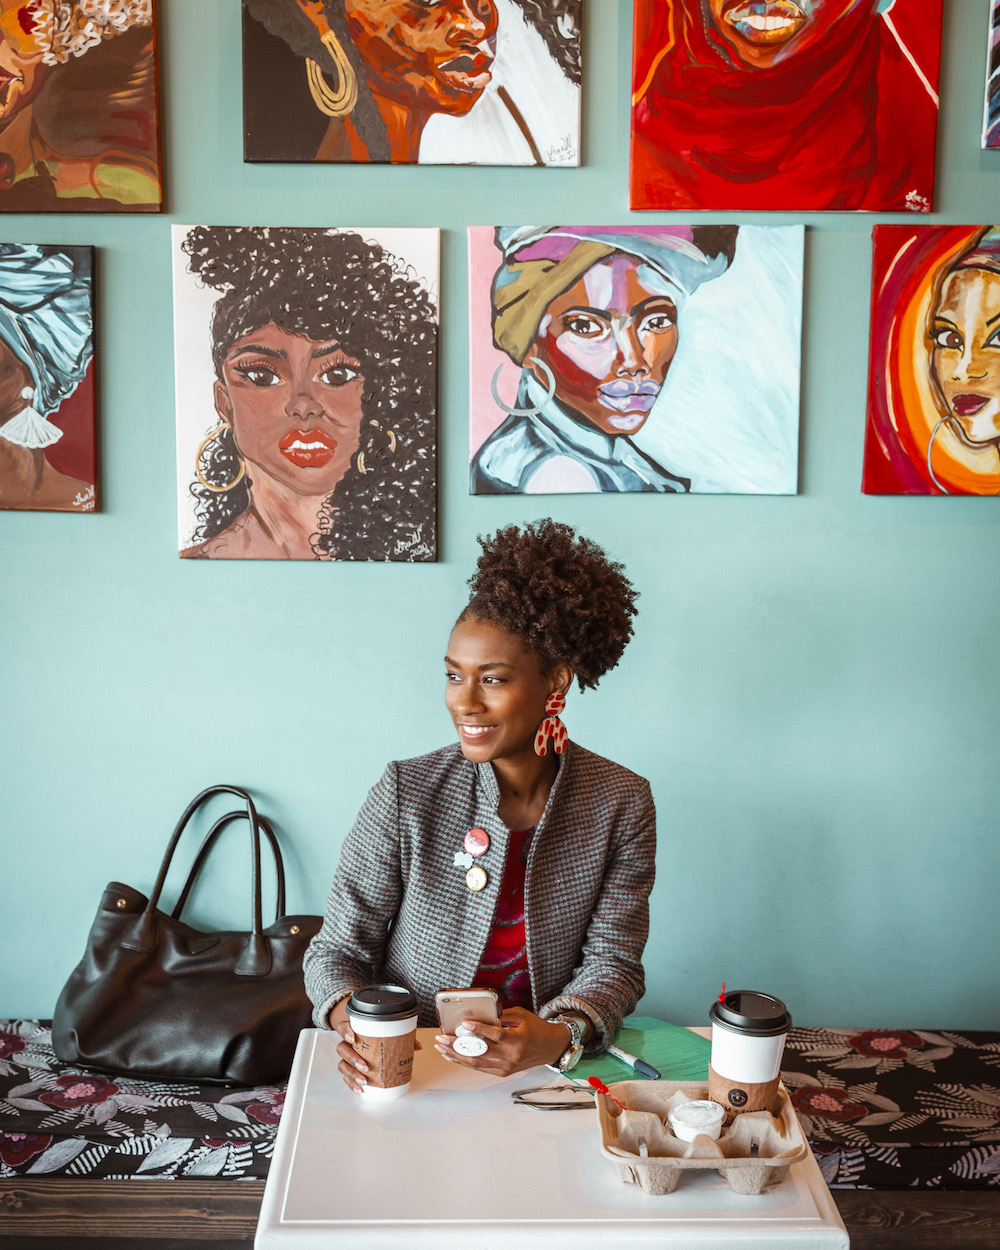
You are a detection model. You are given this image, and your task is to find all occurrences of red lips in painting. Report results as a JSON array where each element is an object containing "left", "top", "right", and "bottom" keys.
[
  {"left": 951, "top": 395, "right": 990, "bottom": 418},
  {"left": 277, "top": 427, "right": 338, "bottom": 469},
  {"left": 720, "top": 1, "right": 806, "bottom": 48},
  {"left": 439, "top": 47, "right": 494, "bottom": 93}
]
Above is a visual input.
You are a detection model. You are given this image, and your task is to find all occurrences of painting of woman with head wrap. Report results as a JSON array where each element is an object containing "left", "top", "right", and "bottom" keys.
[
  {"left": 242, "top": 0, "right": 580, "bottom": 166},
  {"left": 0, "top": 1, "right": 161, "bottom": 213},
  {"left": 468, "top": 224, "right": 803, "bottom": 495},
  {"left": 0, "top": 243, "right": 95, "bottom": 511},
  {"left": 172, "top": 225, "right": 438, "bottom": 561},
  {"left": 864, "top": 225, "right": 1000, "bottom": 496},
  {"left": 630, "top": 1, "right": 942, "bottom": 212}
]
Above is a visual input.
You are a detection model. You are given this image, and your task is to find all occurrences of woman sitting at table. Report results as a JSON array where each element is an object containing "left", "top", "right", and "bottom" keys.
[{"left": 303, "top": 518, "right": 656, "bottom": 1082}]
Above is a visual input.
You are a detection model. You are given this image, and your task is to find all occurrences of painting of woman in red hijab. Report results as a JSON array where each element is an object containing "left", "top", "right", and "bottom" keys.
[
  {"left": 864, "top": 225, "right": 1000, "bottom": 496},
  {"left": 630, "top": 1, "right": 942, "bottom": 212}
]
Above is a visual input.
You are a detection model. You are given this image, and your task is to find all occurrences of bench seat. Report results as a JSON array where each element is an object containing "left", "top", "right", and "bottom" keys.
[{"left": 2, "top": 1020, "right": 998, "bottom": 1247}]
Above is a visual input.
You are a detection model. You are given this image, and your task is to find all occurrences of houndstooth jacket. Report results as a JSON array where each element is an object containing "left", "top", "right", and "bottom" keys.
[{"left": 303, "top": 740, "right": 656, "bottom": 1049}]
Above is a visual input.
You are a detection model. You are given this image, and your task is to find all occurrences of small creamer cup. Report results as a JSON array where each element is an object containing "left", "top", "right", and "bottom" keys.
[
  {"left": 667, "top": 1099, "right": 725, "bottom": 1142},
  {"left": 708, "top": 990, "right": 791, "bottom": 1117},
  {"left": 346, "top": 985, "right": 418, "bottom": 1100}
]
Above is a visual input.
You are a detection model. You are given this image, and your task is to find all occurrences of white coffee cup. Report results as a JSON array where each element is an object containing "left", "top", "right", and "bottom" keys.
[
  {"left": 346, "top": 985, "right": 419, "bottom": 1100},
  {"left": 708, "top": 990, "right": 791, "bottom": 1116}
]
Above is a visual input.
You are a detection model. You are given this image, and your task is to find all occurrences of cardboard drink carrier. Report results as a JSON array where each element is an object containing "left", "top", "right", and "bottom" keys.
[{"left": 595, "top": 1079, "right": 808, "bottom": 1195}]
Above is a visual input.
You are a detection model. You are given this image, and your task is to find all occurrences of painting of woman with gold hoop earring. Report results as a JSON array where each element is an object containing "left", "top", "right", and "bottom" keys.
[
  {"left": 241, "top": 0, "right": 581, "bottom": 166},
  {"left": 172, "top": 225, "right": 438, "bottom": 561}
]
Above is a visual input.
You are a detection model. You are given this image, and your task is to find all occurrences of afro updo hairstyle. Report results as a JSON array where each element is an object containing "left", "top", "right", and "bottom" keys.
[{"left": 461, "top": 519, "right": 637, "bottom": 691}]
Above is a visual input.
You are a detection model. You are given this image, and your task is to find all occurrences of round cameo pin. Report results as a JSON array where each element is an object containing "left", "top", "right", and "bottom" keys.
[
  {"left": 465, "top": 865, "right": 488, "bottom": 892},
  {"left": 464, "top": 828, "right": 490, "bottom": 857}
]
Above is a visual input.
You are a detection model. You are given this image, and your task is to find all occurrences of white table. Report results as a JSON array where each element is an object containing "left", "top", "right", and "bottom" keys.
[{"left": 255, "top": 1027, "right": 849, "bottom": 1249}]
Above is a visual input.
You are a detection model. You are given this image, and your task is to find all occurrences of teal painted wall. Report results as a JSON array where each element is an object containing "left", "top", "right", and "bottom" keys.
[{"left": 1, "top": 0, "right": 998, "bottom": 1030}]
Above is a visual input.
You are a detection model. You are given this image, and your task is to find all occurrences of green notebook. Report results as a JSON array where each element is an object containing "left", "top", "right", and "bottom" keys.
[{"left": 573, "top": 1016, "right": 710, "bottom": 1085}]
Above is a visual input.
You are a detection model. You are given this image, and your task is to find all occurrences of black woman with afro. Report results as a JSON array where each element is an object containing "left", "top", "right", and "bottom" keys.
[
  {"left": 179, "top": 225, "right": 436, "bottom": 561},
  {"left": 304, "top": 519, "right": 657, "bottom": 1084}
]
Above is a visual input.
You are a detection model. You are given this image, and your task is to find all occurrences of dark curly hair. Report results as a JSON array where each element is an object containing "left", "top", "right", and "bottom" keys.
[
  {"left": 461, "top": 520, "right": 638, "bottom": 690},
  {"left": 181, "top": 226, "right": 437, "bottom": 561},
  {"left": 511, "top": 1, "right": 580, "bottom": 85},
  {"left": 243, "top": 1, "right": 580, "bottom": 162}
]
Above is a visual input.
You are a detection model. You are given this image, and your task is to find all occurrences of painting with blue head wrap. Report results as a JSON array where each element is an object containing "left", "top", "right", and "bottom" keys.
[
  {"left": 0, "top": 243, "right": 95, "bottom": 512},
  {"left": 469, "top": 224, "right": 802, "bottom": 495}
]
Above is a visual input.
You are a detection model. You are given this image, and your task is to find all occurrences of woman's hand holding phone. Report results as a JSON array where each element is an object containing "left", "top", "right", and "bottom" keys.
[{"left": 434, "top": 1006, "right": 571, "bottom": 1077}]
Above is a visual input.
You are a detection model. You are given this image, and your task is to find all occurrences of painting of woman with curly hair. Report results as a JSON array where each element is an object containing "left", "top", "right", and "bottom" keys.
[
  {"left": 172, "top": 226, "right": 438, "bottom": 561},
  {"left": 242, "top": 0, "right": 580, "bottom": 166},
  {"left": 0, "top": 0, "right": 161, "bottom": 212}
]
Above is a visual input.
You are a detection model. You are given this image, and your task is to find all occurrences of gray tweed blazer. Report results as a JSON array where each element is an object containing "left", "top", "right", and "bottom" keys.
[{"left": 303, "top": 740, "right": 656, "bottom": 1048}]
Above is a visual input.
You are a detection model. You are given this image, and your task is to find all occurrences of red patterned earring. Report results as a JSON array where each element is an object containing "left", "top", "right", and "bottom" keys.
[{"left": 534, "top": 692, "right": 568, "bottom": 757}]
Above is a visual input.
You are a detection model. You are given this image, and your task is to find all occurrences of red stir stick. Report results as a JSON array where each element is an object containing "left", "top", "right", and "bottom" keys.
[{"left": 588, "top": 1075, "right": 628, "bottom": 1110}]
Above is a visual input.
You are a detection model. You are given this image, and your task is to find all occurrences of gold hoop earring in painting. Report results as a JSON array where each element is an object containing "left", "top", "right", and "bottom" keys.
[
  {"left": 306, "top": 30, "right": 358, "bottom": 117},
  {"left": 356, "top": 451, "right": 368, "bottom": 475},
  {"left": 369, "top": 420, "right": 397, "bottom": 453},
  {"left": 195, "top": 425, "right": 246, "bottom": 492}
]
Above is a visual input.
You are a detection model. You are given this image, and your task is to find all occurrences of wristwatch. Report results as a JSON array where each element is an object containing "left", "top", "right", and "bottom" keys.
[{"left": 552, "top": 1013, "right": 586, "bottom": 1072}]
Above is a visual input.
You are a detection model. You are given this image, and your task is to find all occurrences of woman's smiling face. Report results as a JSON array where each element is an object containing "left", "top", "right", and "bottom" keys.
[
  {"left": 445, "top": 616, "right": 568, "bottom": 767},
  {"left": 706, "top": 0, "right": 867, "bottom": 69},
  {"left": 527, "top": 255, "right": 680, "bottom": 437},
  {"left": 343, "top": 0, "right": 498, "bottom": 115},
  {"left": 931, "top": 267, "right": 1000, "bottom": 446},
  {"left": 216, "top": 322, "right": 366, "bottom": 496}
]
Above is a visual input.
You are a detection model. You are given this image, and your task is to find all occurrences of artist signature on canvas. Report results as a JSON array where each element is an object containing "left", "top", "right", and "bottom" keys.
[
  {"left": 905, "top": 190, "right": 931, "bottom": 213},
  {"left": 394, "top": 529, "right": 432, "bottom": 559},
  {"left": 73, "top": 486, "right": 96, "bottom": 511},
  {"left": 546, "top": 136, "right": 578, "bottom": 165}
]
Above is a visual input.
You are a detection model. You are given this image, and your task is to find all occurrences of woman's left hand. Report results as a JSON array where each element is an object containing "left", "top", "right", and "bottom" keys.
[{"left": 434, "top": 1007, "right": 571, "bottom": 1077}]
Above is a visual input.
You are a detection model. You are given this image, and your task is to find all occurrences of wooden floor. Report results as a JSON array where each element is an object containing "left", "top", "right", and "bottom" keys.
[{"left": 1, "top": 1180, "right": 999, "bottom": 1247}]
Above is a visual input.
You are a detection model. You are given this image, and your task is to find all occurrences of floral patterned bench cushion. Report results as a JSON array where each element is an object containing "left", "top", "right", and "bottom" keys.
[
  {"left": 781, "top": 1027, "right": 1000, "bottom": 1189},
  {"left": 0, "top": 1021, "right": 282, "bottom": 1180},
  {"left": 2, "top": 1020, "right": 998, "bottom": 1187}
]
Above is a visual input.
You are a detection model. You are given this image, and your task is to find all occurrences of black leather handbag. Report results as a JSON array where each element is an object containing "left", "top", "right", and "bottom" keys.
[{"left": 52, "top": 785, "right": 322, "bottom": 1085}]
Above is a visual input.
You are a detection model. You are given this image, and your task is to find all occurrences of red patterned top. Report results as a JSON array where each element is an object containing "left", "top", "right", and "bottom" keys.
[{"left": 474, "top": 828, "right": 534, "bottom": 1010}]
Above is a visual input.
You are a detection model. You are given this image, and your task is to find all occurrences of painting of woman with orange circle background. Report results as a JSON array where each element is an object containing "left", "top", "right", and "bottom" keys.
[{"left": 864, "top": 225, "right": 1000, "bottom": 496}]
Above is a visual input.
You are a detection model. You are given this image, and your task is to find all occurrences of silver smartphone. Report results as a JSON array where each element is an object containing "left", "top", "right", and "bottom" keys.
[{"left": 435, "top": 986, "right": 501, "bottom": 1034}]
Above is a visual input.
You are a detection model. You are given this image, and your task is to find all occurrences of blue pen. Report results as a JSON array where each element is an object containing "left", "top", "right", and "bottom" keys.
[{"left": 605, "top": 1043, "right": 661, "bottom": 1080}]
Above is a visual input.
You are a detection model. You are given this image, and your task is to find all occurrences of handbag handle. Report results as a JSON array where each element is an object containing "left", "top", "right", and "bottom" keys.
[
  {"left": 120, "top": 784, "right": 273, "bottom": 975},
  {"left": 171, "top": 810, "right": 286, "bottom": 922}
]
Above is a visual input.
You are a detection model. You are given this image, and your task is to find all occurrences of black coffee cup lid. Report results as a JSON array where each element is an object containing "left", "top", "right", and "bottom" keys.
[
  {"left": 348, "top": 985, "right": 418, "bottom": 1020},
  {"left": 709, "top": 990, "right": 791, "bottom": 1036}
]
